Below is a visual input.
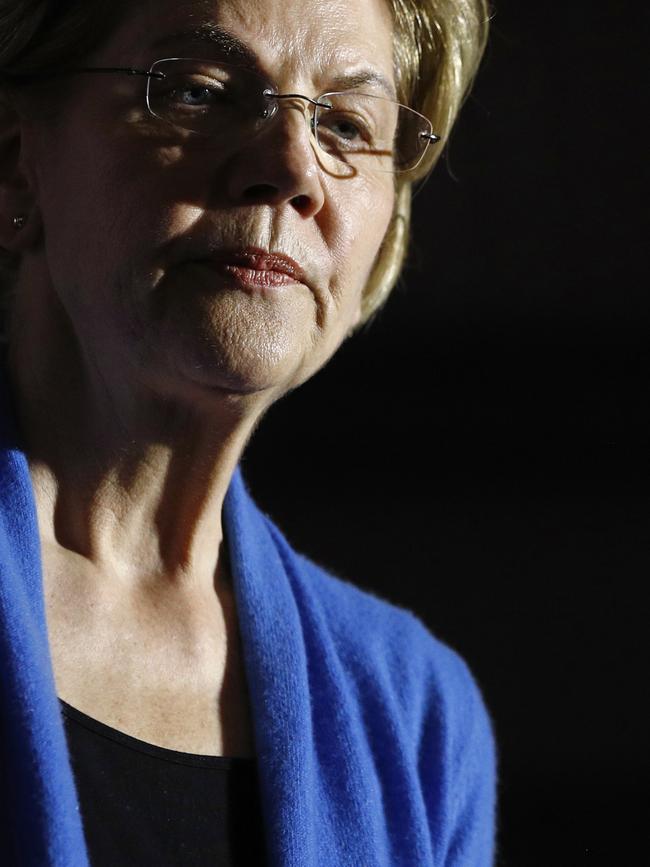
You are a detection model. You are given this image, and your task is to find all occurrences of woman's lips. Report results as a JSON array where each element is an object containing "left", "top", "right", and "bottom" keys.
[
  {"left": 189, "top": 247, "right": 305, "bottom": 290},
  {"left": 212, "top": 264, "right": 299, "bottom": 287}
]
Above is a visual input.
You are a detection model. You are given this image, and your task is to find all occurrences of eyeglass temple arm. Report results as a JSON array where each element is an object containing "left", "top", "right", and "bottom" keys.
[
  {"left": 66, "top": 67, "right": 166, "bottom": 79},
  {"left": 0, "top": 66, "right": 166, "bottom": 83}
]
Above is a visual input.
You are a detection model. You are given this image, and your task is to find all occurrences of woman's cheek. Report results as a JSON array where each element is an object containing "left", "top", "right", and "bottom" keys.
[{"left": 329, "top": 178, "right": 395, "bottom": 301}]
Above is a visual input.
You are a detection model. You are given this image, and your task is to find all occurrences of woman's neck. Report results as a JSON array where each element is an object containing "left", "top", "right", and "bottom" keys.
[{"left": 7, "top": 303, "right": 270, "bottom": 597}]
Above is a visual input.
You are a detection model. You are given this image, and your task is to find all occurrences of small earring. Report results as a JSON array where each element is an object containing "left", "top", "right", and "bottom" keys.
[{"left": 12, "top": 216, "right": 26, "bottom": 230}]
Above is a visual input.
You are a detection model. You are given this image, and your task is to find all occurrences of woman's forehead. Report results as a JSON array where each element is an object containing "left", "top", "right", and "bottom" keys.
[{"left": 104, "top": 0, "right": 395, "bottom": 91}]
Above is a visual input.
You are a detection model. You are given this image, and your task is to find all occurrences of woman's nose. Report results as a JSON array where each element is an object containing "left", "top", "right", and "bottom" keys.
[{"left": 225, "top": 103, "right": 326, "bottom": 218}]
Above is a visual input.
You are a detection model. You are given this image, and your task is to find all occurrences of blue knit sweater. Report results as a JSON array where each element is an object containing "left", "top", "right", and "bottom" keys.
[{"left": 0, "top": 364, "right": 496, "bottom": 866}]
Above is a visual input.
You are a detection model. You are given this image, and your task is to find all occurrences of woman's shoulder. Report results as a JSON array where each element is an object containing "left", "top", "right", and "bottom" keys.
[
  {"left": 262, "top": 514, "right": 492, "bottom": 733},
  {"left": 260, "top": 512, "right": 497, "bottom": 865}
]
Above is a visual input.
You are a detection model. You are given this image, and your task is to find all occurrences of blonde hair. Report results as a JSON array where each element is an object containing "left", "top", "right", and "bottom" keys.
[
  {"left": 0, "top": 0, "right": 490, "bottom": 334},
  {"left": 362, "top": 0, "right": 490, "bottom": 325}
]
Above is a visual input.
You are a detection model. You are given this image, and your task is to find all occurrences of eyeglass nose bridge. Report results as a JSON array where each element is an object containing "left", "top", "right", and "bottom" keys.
[{"left": 260, "top": 89, "right": 332, "bottom": 134}]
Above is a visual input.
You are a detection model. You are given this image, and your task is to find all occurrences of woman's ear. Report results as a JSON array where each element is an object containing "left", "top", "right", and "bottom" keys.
[{"left": 0, "top": 99, "right": 41, "bottom": 253}]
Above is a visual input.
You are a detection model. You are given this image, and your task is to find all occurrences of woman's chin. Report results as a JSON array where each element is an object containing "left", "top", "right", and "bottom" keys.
[
  {"left": 148, "top": 291, "right": 314, "bottom": 399},
  {"left": 155, "top": 341, "right": 298, "bottom": 403},
  {"left": 178, "top": 359, "right": 283, "bottom": 397}
]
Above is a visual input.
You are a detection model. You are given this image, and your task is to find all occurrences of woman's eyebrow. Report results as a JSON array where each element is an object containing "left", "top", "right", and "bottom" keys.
[
  {"left": 326, "top": 71, "right": 396, "bottom": 100},
  {"left": 151, "top": 23, "right": 258, "bottom": 67}
]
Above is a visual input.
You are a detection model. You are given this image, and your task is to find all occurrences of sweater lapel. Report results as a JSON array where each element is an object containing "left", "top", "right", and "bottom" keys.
[{"left": 224, "top": 468, "right": 319, "bottom": 865}]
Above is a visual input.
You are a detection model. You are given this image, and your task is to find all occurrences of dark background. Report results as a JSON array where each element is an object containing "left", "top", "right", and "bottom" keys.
[{"left": 243, "top": 1, "right": 648, "bottom": 864}]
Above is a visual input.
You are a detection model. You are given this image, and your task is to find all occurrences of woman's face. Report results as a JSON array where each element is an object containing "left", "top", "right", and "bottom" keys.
[{"left": 21, "top": 0, "right": 396, "bottom": 403}]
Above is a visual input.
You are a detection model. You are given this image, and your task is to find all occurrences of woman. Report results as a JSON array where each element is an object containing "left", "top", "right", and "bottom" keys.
[{"left": 0, "top": 0, "right": 493, "bottom": 864}]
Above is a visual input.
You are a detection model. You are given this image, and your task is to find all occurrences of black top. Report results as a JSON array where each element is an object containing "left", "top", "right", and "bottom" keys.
[{"left": 60, "top": 699, "right": 268, "bottom": 866}]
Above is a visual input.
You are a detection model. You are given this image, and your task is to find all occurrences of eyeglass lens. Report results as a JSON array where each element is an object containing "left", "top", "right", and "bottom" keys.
[{"left": 146, "top": 58, "right": 434, "bottom": 174}]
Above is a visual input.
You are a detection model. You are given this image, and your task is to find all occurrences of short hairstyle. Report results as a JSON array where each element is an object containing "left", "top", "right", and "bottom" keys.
[{"left": 0, "top": 0, "right": 490, "bottom": 337}]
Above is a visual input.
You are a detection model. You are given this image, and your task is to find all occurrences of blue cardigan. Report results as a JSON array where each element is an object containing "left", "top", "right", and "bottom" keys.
[{"left": 0, "top": 365, "right": 496, "bottom": 866}]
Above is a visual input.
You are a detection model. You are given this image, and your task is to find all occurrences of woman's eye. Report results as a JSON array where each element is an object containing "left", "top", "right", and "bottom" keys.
[
  {"left": 325, "top": 117, "right": 364, "bottom": 141},
  {"left": 319, "top": 117, "right": 364, "bottom": 142},
  {"left": 181, "top": 87, "right": 210, "bottom": 105},
  {"left": 316, "top": 110, "right": 377, "bottom": 151},
  {"left": 175, "top": 86, "right": 219, "bottom": 106},
  {"left": 163, "top": 77, "right": 228, "bottom": 108}
]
